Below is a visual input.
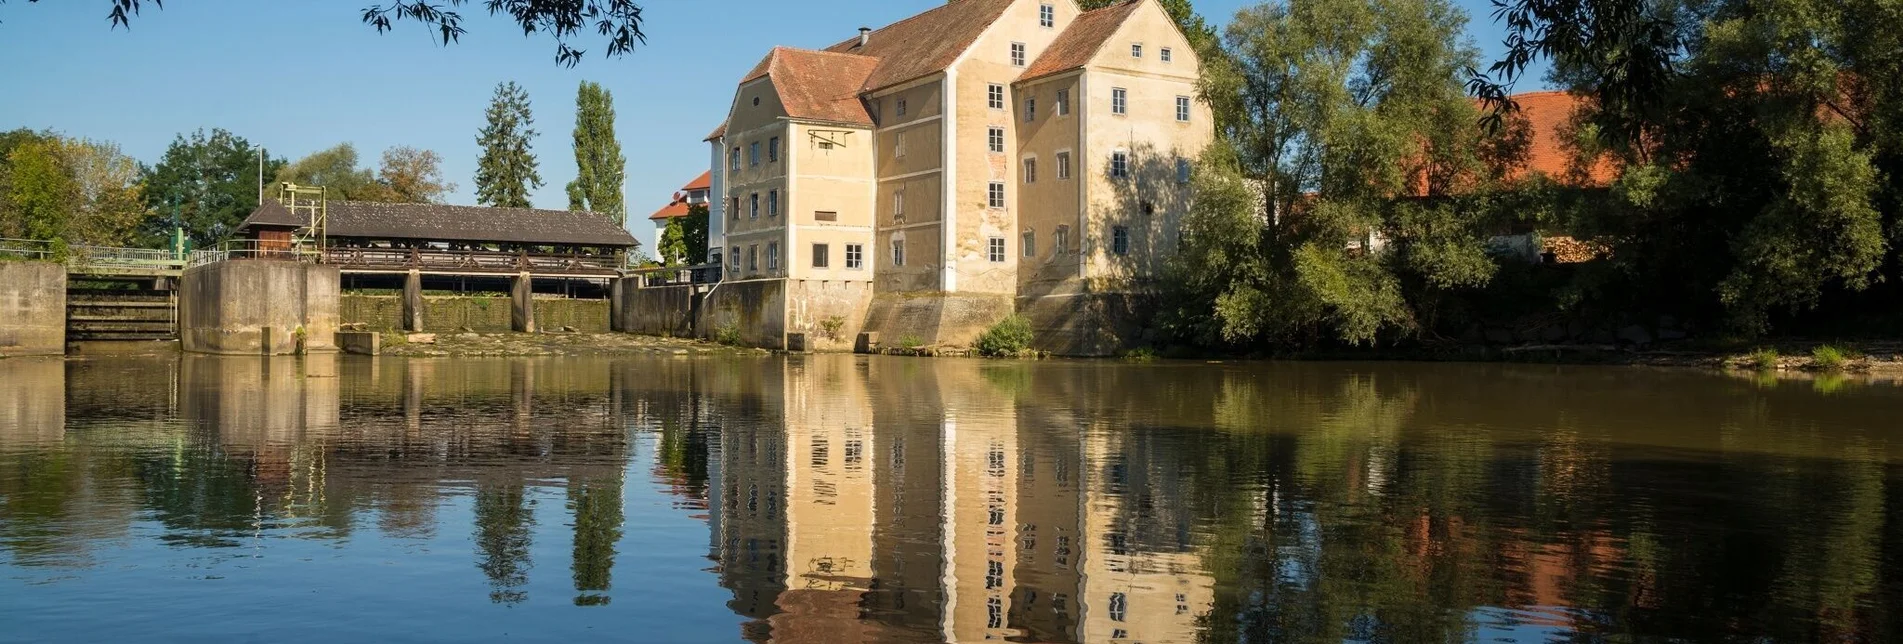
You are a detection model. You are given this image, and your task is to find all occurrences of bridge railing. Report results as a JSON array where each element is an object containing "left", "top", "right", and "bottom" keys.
[
  {"left": 69, "top": 244, "right": 183, "bottom": 267},
  {"left": 626, "top": 262, "right": 724, "bottom": 287},
  {"left": 0, "top": 238, "right": 56, "bottom": 261},
  {"left": 187, "top": 239, "right": 315, "bottom": 268},
  {"left": 321, "top": 247, "right": 624, "bottom": 274}
]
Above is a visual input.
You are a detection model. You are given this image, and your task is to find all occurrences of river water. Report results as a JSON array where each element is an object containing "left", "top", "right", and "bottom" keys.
[{"left": 1, "top": 354, "right": 1900, "bottom": 642}]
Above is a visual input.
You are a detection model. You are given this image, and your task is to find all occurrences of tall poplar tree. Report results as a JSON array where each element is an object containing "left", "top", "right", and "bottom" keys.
[
  {"left": 565, "top": 81, "right": 626, "bottom": 225},
  {"left": 474, "top": 81, "right": 542, "bottom": 208}
]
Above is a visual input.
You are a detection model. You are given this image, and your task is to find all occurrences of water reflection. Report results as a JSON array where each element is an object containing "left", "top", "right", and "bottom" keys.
[{"left": 2, "top": 355, "right": 1902, "bottom": 642}]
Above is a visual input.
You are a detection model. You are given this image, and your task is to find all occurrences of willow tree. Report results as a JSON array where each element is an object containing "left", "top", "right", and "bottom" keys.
[{"left": 1164, "top": 0, "right": 1523, "bottom": 348}]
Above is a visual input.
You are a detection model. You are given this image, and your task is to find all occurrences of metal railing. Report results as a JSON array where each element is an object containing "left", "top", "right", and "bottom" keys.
[
  {"left": 627, "top": 262, "right": 724, "bottom": 287},
  {"left": 321, "top": 247, "right": 625, "bottom": 274},
  {"left": 187, "top": 239, "right": 316, "bottom": 268},
  {"left": 0, "top": 238, "right": 56, "bottom": 261}
]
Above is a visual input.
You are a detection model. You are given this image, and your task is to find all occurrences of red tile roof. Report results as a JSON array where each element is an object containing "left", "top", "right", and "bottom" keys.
[
  {"left": 744, "top": 47, "right": 881, "bottom": 126},
  {"left": 648, "top": 200, "right": 692, "bottom": 222},
  {"left": 821, "top": 0, "right": 1015, "bottom": 92},
  {"left": 682, "top": 170, "right": 711, "bottom": 192},
  {"left": 1021, "top": 1, "right": 1143, "bottom": 83},
  {"left": 1509, "top": 91, "right": 1617, "bottom": 186}
]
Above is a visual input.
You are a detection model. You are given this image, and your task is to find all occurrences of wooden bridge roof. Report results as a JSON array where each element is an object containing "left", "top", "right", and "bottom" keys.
[{"left": 240, "top": 200, "right": 639, "bottom": 249}]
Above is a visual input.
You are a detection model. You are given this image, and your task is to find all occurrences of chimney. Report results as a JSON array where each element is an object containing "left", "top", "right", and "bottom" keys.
[{"left": 858, "top": 27, "right": 871, "bottom": 47}]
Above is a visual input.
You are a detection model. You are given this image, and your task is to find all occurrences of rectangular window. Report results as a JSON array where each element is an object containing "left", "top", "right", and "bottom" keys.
[
  {"left": 1022, "top": 231, "right": 1035, "bottom": 257},
  {"left": 749, "top": 193, "right": 759, "bottom": 218},
  {"left": 895, "top": 131, "right": 907, "bottom": 158},
  {"left": 730, "top": 147, "right": 741, "bottom": 171},
  {"left": 768, "top": 136, "right": 780, "bottom": 162},
  {"left": 1131, "top": 43, "right": 1143, "bottom": 58},
  {"left": 1010, "top": 42, "right": 1026, "bottom": 67},
  {"left": 767, "top": 190, "right": 779, "bottom": 217},
  {"left": 1111, "top": 88, "right": 1127, "bottom": 115},
  {"left": 729, "top": 246, "right": 740, "bottom": 273},
  {"left": 1055, "top": 225, "right": 1070, "bottom": 253},
  {"left": 988, "top": 84, "right": 1005, "bottom": 110},
  {"left": 811, "top": 243, "right": 829, "bottom": 268},
  {"left": 1056, "top": 151, "right": 1071, "bottom": 179},
  {"left": 845, "top": 243, "right": 863, "bottom": 269},
  {"left": 896, "top": 98, "right": 908, "bottom": 116},
  {"left": 893, "top": 190, "right": 905, "bottom": 220},
  {"left": 766, "top": 242, "right": 779, "bottom": 270},
  {"left": 1039, "top": 3, "right": 1054, "bottom": 27},
  {"left": 815, "top": 210, "right": 838, "bottom": 222},
  {"left": 749, "top": 141, "right": 760, "bottom": 166},
  {"left": 1111, "top": 150, "right": 1128, "bottom": 178},
  {"left": 988, "top": 127, "right": 1004, "bottom": 153},
  {"left": 1023, "top": 158, "right": 1036, "bottom": 183},
  {"left": 987, "top": 182, "right": 1005, "bottom": 209},
  {"left": 1161, "top": 47, "right": 1173, "bottom": 63},
  {"left": 988, "top": 237, "right": 1006, "bottom": 262},
  {"left": 1024, "top": 98, "right": 1036, "bottom": 122},
  {"left": 891, "top": 238, "right": 906, "bottom": 266},
  {"left": 1177, "top": 158, "right": 1191, "bottom": 184},
  {"left": 1177, "top": 96, "right": 1192, "bottom": 122},
  {"left": 1109, "top": 592, "right": 1127, "bottom": 622},
  {"left": 1056, "top": 89, "right": 1069, "bottom": 116},
  {"left": 1113, "top": 226, "right": 1130, "bottom": 255},
  {"left": 748, "top": 244, "right": 758, "bottom": 270}
]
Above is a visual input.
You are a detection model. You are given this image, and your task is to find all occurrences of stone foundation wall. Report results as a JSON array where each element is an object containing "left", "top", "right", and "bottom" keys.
[
  {"left": 180, "top": 260, "right": 339, "bottom": 355},
  {"left": 784, "top": 280, "right": 875, "bottom": 351},
  {"left": 614, "top": 281, "right": 697, "bottom": 337},
  {"left": 1017, "top": 291, "right": 1154, "bottom": 357},
  {"left": 696, "top": 279, "right": 787, "bottom": 349},
  {"left": 860, "top": 291, "right": 1015, "bottom": 348},
  {"left": 340, "top": 294, "right": 403, "bottom": 331},
  {"left": 423, "top": 297, "right": 513, "bottom": 332},
  {"left": 533, "top": 298, "right": 609, "bottom": 333},
  {"left": 0, "top": 261, "right": 66, "bottom": 356}
]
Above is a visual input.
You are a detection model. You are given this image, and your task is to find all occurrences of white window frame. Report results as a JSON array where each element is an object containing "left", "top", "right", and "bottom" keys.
[
  {"left": 768, "top": 136, "right": 780, "bottom": 162},
  {"left": 1111, "top": 88, "right": 1127, "bottom": 115},
  {"left": 987, "top": 237, "right": 1006, "bottom": 263},
  {"left": 749, "top": 141, "right": 760, "bottom": 166},
  {"left": 1161, "top": 47, "right": 1173, "bottom": 63},
  {"left": 1023, "top": 157, "right": 1037, "bottom": 184},
  {"left": 768, "top": 189, "right": 779, "bottom": 217},
  {"left": 987, "top": 84, "right": 1005, "bottom": 110},
  {"left": 1039, "top": 3, "right": 1055, "bottom": 28},
  {"left": 1010, "top": 42, "right": 1026, "bottom": 67},
  {"left": 1055, "top": 225, "right": 1070, "bottom": 254},
  {"left": 1112, "top": 226, "right": 1130, "bottom": 255},
  {"left": 895, "top": 131, "right": 907, "bottom": 158},
  {"left": 1131, "top": 43, "right": 1143, "bottom": 59},
  {"left": 1056, "top": 151, "right": 1072, "bottom": 180},
  {"left": 988, "top": 127, "right": 1005, "bottom": 153},
  {"left": 729, "top": 246, "right": 741, "bottom": 273},
  {"left": 1111, "top": 150, "right": 1129, "bottom": 178},
  {"left": 1024, "top": 97, "right": 1036, "bottom": 122},
  {"left": 766, "top": 242, "right": 780, "bottom": 270},
  {"left": 891, "top": 237, "right": 906, "bottom": 266},
  {"left": 1176, "top": 96, "right": 1191, "bottom": 122},
  {"left": 845, "top": 243, "right": 863, "bottom": 270},
  {"left": 1056, "top": 89, "right": 1069, "bottom": 116},
  {"left": 987, "top": 182, "right": 1006, "bottom": 209},
  {"left": 1022, "top": 231, "right": 1036, "bottom": 257},
  {"left": 894, "top": 189, "right": 906, "bottom": 220},
  {"left": 730, "top": 147, "right": 741, "bottom": 171}
]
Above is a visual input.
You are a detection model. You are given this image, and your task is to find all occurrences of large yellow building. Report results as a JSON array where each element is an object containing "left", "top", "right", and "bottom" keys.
[{"left": 705, "top": 0, "right": 1214, "bottom": 355}]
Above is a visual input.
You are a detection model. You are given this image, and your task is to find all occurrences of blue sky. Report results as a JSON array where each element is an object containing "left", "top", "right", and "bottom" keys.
[{"left": 0, "top": 0, "right": 1548, "bottom": 251}]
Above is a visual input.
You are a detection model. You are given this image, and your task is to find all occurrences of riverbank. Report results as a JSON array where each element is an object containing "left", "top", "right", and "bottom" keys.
[{"left": 378, "top": 332, "right": 768, "bottom": 357}]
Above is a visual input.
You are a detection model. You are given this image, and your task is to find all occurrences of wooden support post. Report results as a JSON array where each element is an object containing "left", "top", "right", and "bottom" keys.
[
  {"left": 402, "top": 269, "right": 423, "bottom": 332},
  {"left": 609, "top": 277, "right": 625, "bottom": 333},
  {"left": 511, "top": 272, "right": 535, "bottom": 333}
]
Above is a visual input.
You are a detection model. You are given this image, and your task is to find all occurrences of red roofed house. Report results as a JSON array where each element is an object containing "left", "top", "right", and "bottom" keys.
[
  {"left": 700, "top": 0, "right": 1214, "bottom": 355},
  {"left": 648, "top": 171, "right": 713, "bottom": 228}
]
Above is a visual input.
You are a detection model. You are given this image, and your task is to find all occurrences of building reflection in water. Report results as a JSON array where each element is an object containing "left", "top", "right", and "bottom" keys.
[{"left": 4, "top": 354, "right": 1901, "bottom": 642}]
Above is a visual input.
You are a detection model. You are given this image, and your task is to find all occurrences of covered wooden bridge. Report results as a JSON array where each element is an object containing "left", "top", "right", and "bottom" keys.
[{"left": 237, "top": 200, "right": 639, "bottom": 277}]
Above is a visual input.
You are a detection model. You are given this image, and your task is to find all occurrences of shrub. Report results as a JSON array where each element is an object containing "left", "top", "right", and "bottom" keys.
[
  {"left": 1120, "top": 347, "right": 1159, "bottom": 362},
  {"left": 818, "top": 315, "right": 846, "bottom": 340},
  {"left": 898, "top": 333, "right": 925, "bottom": 350},
  {"left": 1812, "top": 344, "right": 1850, "bottom": 371},
  {"left": 1749, "top": 347, "right": 1779, "bottom": 371},
  {"left": 714, "top": 324, "right": 742, "bottom": 346},
  {"left": 976, "top": 315, "right": 1035, "bottom": 357}
]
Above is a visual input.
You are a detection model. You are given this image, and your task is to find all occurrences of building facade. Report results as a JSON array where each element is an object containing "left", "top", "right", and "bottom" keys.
[{"left": 704, "top": 0, "right": 1213, "bottom": 354}]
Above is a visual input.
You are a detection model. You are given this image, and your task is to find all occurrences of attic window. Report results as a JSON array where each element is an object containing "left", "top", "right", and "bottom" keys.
[
  {"left": 1132, "top": 43, "right": 1143, "bottom": 58},
  {"left": 1039, "top": 4, "right": 1054, "bottom": 28},
  {"left": 1161, "top": 47, "right": 1173, "bottom": 63}
]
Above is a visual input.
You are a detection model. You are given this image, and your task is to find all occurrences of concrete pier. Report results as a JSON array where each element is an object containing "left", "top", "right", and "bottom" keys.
[
  {"left": 511, "top": 272, "right": 535, "bottom": 333},
  {"left": 0, "top": 261, "right": 67, "bottom": 356},
  {"left": 179, "top": 259, "right": 340, "bottom": 355},
  {"left": 402, "top": 269, "right": 424, "bottom": 332}
]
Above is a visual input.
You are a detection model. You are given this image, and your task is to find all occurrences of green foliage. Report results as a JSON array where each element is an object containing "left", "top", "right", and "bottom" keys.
[
  {"left": 278, "top": 143, "right": 452, "bottom": 204},
  {"left": 1750, "top": 347, "right": 1780, "bottom": 371},
  {"left": 1, "top": 129, "right": 149, "bottom": 247},
  {"left": 976, "top": 314, "right": 1036, "bottom": 357},
  {"left": 713, "top": 324, "right": 741, "bottom": 346},
  {"left": 898, "top": 333, "right": 924, "bottom": 350},
  {"left": 474, "top": 81, "right": 543, "bottom": 208},
  {"left": 141, "top": 128, "right": 281, "bottom": 248},
  {"left": 1811, "top": 345, "right": 1850, "bottom": 371},
  {"left": 1121, "top": 347, "right": 1160, "bottom": 362},
  {"left": 657, "top": 203, "right": 711, "bottom": 266},
  {"left": 376, "top": 146, "right": 454, "bottom": 203},
  {"left": 817, "top": 315, "right": 846, "bottom": 341},
  {"left": 565, "top": 81, "right": 626, "bottom": 225}
]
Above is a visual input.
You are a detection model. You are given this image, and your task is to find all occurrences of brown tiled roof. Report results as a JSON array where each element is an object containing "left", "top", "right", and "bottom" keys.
[
  {"left": 239, "top": 201, "right": 639, "bottom": 248},
  {"left": 682, "top": 170, "right": 712, "bottom": 191},
  {"left": 1021, "top": 1, "right": 1143, "bottom": 83},
  {"left": 704, "top": 121, "right": 727, "bottom": 141},
  {"left": 747, "top": 46, "right": 880, "bottom": 126},
  {"left": 1510, "top": 91, "right": 1617, "bottom": 186},
  {"left": 821, "top": 0, "right": 1015, "bottom": 92}
]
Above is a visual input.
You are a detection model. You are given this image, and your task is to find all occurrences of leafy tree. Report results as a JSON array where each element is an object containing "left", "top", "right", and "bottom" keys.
[
  {"left": 60, "top": 138, "right": 147, "bottom": 246},
  {"left": 565, "top": 81, "right": 626, "bottom": 225},
  {"left": 377, "top": 146, "right": 454, "bottom": 203},
  {"left": 1, "top": 138, "right": 73, "bottom": 242},
  {"left": 474, "top": 81, "right": 543, "bottom": 209},
  {"left": 1166, "top": 0, "right": 1519, "bottom": 348},
  {"left": 140, "top": 128, "right": 282, "bottom": 248},
  {"left": 5, "top": 0, "right": 647, "bottom": 67},
  {"left": 0, "top": 131, "right": 148, "bottom": 246},
  {"left": 276, "top": 143, "right": 387, "bottom": 201},
  {"left": 655, "top": 203, "right": 708, "bottom": 266}
]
